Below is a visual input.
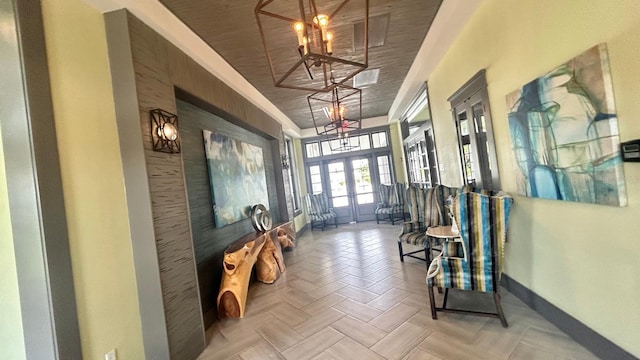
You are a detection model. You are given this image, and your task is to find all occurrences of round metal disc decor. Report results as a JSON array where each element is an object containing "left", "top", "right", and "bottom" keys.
[{"left": 250, "top": 204, "right": 272, "bottom": 232}]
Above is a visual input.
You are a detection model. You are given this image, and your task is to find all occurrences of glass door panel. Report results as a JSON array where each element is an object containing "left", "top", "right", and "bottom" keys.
[
  {"left": 351, "top": 158, "right": 374, "bottom": 205},
  {"left": 425, "top": 128, "right": 440, "bottom": 185},
  {"left": 377, "top": 155, "right": 392, "bottom": 185},
  {"left": 327, "top": 161, "right": 349, "bottom": 208},
  {"left": 349, "top": 157, "right": 377, "bottom": 222},
  {"left": 449, "top": 72, "right": 501, "bottom": 190},
  {"left": 457, "top": 110, "right": 476, "bottom": 185},
  {"left": 472, "top": 102, "right": 493, "bottom": 189},
  {"left": 308, "top": 164, "right": 323, "bottom": 194},
  {"left": 325, "top": 160, "right": 354, "bottom": 224}
]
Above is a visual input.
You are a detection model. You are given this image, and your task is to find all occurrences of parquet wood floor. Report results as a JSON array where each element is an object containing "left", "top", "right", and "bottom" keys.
[{"left": 198, "top": 223, "right": 599, "bottom": 360}]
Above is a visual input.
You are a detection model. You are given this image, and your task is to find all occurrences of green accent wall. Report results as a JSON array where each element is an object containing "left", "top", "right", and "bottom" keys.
[{"left": 426, "top": 0, "right": 640, "bottom": 356}]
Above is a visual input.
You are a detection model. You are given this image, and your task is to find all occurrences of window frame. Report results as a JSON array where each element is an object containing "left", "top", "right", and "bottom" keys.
[
  {"left": 448, "top": 69, "right": 501, "bottom": 190},
  {"left": 285, "top": 137, "right": 302, "bottom": 215}
]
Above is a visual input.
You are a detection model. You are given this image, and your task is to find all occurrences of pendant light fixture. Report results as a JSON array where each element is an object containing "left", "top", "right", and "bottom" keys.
[
  {"left": 308, "top": 83, "right": 362, "bottom": 151},
  {"left": 255, "top": 0, "right": 369, "bottom": 92}
]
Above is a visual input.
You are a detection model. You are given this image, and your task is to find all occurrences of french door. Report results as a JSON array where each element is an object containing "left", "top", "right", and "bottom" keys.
[
  {"left": 315, "top": 155, "right": 378, "bottom": 223},
  {"left": 450, "top": 70, "right": 501, "bottom": 190},
  {"left": 454, "top": 93, "right": 497, "bottom": 189},
  {"left": 349, "top": 157, "right": 377, "bottom": 222}
]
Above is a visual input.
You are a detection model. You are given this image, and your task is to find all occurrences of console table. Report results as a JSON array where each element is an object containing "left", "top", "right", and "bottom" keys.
[{"left": 217, "top": 222, "right": 295, "bottom": 319}]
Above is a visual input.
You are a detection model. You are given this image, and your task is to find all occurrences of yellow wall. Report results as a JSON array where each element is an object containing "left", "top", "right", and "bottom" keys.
[
  {"left": 41, "top": 0, "right": 145, "bottom": 358},
  {"left": 427, "top": 0, "right": 640, "bottom": 356},
  {"left": 0, "top": 128, "right": 26, "bottom": 359},
  {"left": 389, "top": 122, "right": 407, "bottom": 183},
  {"left": 293, "top": 138, "right": 309, "bottom": 230}
]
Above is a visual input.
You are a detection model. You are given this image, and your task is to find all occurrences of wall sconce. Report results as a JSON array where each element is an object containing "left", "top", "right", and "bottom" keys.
[
  {"left": 281, "top": 154, "right": 290, "bottom": 170},
  {"left": 150, "top": 108, "right": 181, "bottom": 154}
]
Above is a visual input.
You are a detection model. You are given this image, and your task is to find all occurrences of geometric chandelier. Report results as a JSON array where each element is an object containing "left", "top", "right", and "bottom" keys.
[
  {"left": 308, "top": 83, "right": 362, "bottom": 151},
  {"left": 255, "top": 0, "right": 369, "bottom": 92}
]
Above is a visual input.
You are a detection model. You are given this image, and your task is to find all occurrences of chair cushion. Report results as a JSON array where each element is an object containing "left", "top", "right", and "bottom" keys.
[
  {"left": 375, "top": 205, "right": 403, "bottom": 214},
  {"left": 399, "top": 231, "right": 427, "bottom": 246},
  {"left": 310, "top": 213, "right": 334, "bottom": 221}
]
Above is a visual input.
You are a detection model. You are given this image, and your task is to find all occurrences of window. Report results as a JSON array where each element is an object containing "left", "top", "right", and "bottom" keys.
[
  {"left": 377, "top": 155, "right": 392, "bottom": 185},
  {"left": 402, "top": 82, "right": 440, "bottom": 188},
  {"left": 308, "top": 131, "right": 382, "bottom": 158},
  {"left": 457, "top": 110, "right": 475, "bottom": 183},
  {"left": 371, "top": 131, "right": 388, "bottom": 148},
  {"left": 306, "top": 142, "right": 320, "bottom": 158},
  {"left": 308, "top": 165, "right": 323, "bottom": 194},
  {"left": 319, "top": 134, "right": 372, "bottom": 156},
  {"left": 449, "top": 70, "right": 500, "bottom": 189},
  {"left": 405, "top": 132, "right": 439, "bottom": 188},
  {"left": 425, "top": 128, "right": 440, "bottom": 185},
  {"left": 285, "top": 138, "right": 300, "bottom": 212},
  {"left": 327, "top": 162, "right": 349, "bottom": 207}
]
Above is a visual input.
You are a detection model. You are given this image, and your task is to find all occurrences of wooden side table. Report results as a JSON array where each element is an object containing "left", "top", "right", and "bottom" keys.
[{"left": 426, "top": 225, "right": 466, "bottom": 261}]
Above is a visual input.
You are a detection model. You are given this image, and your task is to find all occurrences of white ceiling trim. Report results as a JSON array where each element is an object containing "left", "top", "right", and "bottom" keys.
[
  {"left": 82, "top": 0, "right": 302, "bottom": 137},
  {"left": 388, "top": 0, "right": 482, "bottom": 123}
]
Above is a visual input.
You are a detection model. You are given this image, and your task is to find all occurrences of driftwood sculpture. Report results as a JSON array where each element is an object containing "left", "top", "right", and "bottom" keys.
[
  {"left": 217, "top": 222, "right": 295, "bottom": 319},
  {"left": 255, "top": 225, "right": 295, "bottom": 284}
]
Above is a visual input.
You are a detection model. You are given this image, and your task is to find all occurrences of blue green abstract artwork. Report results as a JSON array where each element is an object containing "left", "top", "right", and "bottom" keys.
[
  {"left": 203, "top": 130, "right": 269, "bottom": 227},
  {"left": 506, "top": 43, "right": 627, "bottom": 206}
]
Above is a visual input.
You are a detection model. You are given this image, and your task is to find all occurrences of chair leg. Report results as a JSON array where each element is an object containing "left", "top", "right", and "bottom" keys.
[
  {"left": 494, "top": 292, "right": 508, "bottom": 328},
  {"left": 442, "top": 288, "right": 449, "bottom": 309},
  {"left": 423, "top": 246, "right": 430, "bottom": 270},
  {"left": 398, "top": 242, "right": 404, "bottom": 262},
  {"left": 428, "top": 285, "right": 437, "bottom": 319},
  {"left": 334, "top": 217, "right": 338, "bottom": 228},
  {"left": 390, "top": 213, "right": 395, "bottom": 225},
  {"left": 376, "top": 214, "right": 379, "bottom": 224}
]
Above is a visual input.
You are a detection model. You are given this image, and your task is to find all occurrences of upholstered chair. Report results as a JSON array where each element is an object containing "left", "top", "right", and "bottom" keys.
[
  {"left": 398, "top": 185, "right": 458, "bottom": 263},
  {"left": 304, "top": 193, "right": 338, "bottom": 231},
  {"left": 426, "top": 190, "right": 514, "bottom": 327},
  {"left": 374, "top": 183, "right": 405, "bottom": 225}
]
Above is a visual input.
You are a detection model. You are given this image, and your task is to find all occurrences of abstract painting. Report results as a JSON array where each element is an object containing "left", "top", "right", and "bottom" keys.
[
  {"left": 203, "top": 130, "right": 269, "bottom": 227},
  {"left": 506, "top": 43, "right": 627, "bottom": 206}
]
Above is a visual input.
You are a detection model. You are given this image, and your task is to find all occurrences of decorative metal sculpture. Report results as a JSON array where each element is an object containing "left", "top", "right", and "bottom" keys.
[{"left": 251, "top": 204, "right": 272, "bottom": 232}]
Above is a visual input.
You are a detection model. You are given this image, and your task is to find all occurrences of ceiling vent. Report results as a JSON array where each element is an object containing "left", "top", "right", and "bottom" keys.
[
  {"left": 353, "top": 68, "right": 380, "bottom": 88},
  {"left": 353, "top": 14, "right": 389, "bottom": 50}
]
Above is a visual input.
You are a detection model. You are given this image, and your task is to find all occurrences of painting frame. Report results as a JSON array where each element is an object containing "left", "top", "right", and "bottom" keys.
[
  {"left": 506, "top": 43, "right": 627, "bottom": 207},
  {"left": 202, "top": 130, "right": 270, "bottom": 227}
]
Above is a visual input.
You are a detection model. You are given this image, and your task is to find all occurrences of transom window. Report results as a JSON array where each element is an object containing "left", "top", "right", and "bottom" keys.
[{"left": 305, "top": 129, "right": 390, "bottom": 158}]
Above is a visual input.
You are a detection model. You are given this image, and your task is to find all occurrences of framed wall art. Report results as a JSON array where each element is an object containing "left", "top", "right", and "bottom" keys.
[
  {"left": 203, "top": 130, "right": 270, "bottom": 227},
  {"left": 506, "top": 43, "right": 627, "bottom": 206}
]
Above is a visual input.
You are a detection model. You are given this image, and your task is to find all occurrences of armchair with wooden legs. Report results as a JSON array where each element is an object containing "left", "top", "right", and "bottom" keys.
[
  {"left": 304, "top": 193, "right": 338, "bottom": 231},
  {"left": 375, "top": 183, "right": 406, "bottom": 225},
  {"left": 397, "top": 184, "right": 458, "bottom": 264},
  {"left": 426, "top": 190, "right": 514, "bottom": 327}
]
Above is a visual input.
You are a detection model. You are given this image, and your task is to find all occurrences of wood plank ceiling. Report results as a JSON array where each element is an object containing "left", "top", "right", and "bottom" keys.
[{"left": 158, "top": 0, "right": 442, "bottom": 130}]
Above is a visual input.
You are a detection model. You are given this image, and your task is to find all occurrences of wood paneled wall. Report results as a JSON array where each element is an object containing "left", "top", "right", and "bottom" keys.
[{"left": 126, "top": 12, "right": 290, "bottom": 360}]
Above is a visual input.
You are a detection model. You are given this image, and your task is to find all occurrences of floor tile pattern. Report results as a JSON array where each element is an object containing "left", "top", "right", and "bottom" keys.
[{"left": 198, "top": 223, "right": 599, "bottom": 360}]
